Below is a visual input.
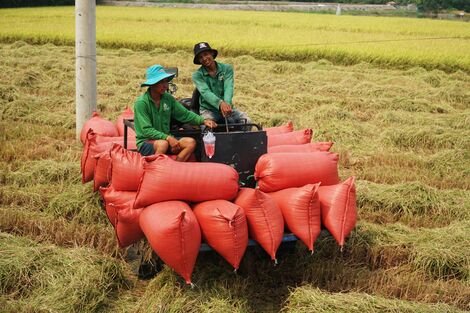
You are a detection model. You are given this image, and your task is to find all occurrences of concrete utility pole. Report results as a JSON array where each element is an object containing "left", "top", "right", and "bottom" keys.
[{"left": 75, "top": 0, "right": 97, "bottom": 139}]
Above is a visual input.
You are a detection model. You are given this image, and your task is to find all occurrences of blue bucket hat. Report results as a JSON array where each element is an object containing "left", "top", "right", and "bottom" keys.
[{"left": 141, "top": 64, "right": 175, "bottom": 87}]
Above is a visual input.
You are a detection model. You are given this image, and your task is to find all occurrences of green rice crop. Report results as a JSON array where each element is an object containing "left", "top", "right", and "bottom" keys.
[{"left": 0, "top": 7, "right": 469, "bottom": 72}]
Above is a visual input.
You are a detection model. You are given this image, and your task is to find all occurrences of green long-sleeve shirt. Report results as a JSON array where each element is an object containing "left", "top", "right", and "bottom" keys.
[
  {"left": 133, "top": 90, "right": 204, "bottom": 149},
  {"left": 192, "top": 62, "right": 234, "bottom": 112}
]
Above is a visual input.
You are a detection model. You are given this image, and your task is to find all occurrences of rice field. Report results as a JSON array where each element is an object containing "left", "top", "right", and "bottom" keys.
[
  {"left": 0, "top": 6, "right": 469, "bottom": 72},
  {"left": 0, "top": 5, "right": 469, "bottom": 313}
]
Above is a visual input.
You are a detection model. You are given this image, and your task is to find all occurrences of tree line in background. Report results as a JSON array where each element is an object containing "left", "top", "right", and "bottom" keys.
[
  {"left": 286, "top": 0, "right": 468, "bottom": 12},
  {"left": 0, "top": 0, "right": 467, "bottom": 14},
  {"left": 414, "top": 0, "right": 468, "bottom": 13},
  {"left": 0, "top": 0, "right": 103, "bottom": 8},
  {"left": 0, "top": 0, "right": 73, "bottom": 7},
  {"left": 329, "top": 0, "right": 469, "bottom": 13}
]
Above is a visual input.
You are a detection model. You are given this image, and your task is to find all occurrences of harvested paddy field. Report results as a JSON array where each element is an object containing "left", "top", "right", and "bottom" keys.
[{"left": 0, "top": 14, "right": 469, "bottom": 312}]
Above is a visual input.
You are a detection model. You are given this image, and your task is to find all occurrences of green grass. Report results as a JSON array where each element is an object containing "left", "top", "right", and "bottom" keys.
[
  {"left": 0, "top": 40, "right": 469, "bottom": 312},
  {"left": 0, "top": 7, "right": 469, "bottom": 72}
]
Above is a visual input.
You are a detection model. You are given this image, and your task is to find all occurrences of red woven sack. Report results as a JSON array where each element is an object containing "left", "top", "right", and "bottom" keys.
[
  {"left": 81, "top": 130, "right": 136, "bottom": 183},
  {"left": 140, "top": 201, "right": 201, "bottom": 284},
  {"left": 267, "top": 129, "right": 312, "bottom": 147},
  {"left": 94, "top": 134, "right": 137, "bottom": 150},
  {"left": 93, "top": 151, "right": 111, "bottom": 191},
  {"left": 264, "top": 121, "right": 293, "bottom": 136},
  {"left": 81, "top": 131, "right": 115, "bottom": 183},
  {"left": 255, "top": 152, "right": 339, "bottom": 192},
  {"left": 318, "top": 176, "right": 357, "bottom": 247},
  {"left": 269, "top": 183, "right": 321, "bottom": 251},
  {"left": 116, "top": 107, "right": 136, "bottom": 138},
  {"left": 234, "top": 188, "right": 284, "bottom": 261},
  {"left": 193, "top": 200, "right": 248, "bottom": 270},
  {"left": 167, "top": 154, "right": 196, "bottom": 162},
  {"left": 80, "top": 111, "right": 119, "bottom": 144},
  {"left": 134, "top": 155, "right": 239, "bottom": 209},
  {"left": 99, "top": 186, "right": 136, "bottom": 226},
  {"left": 110, "top": 144, "right": 144, "bottom": 191},
  {"left": 112, "top": 202, "right": 144, "bottom": 248},
  {"left": 268, "top": 142, "right": 333, "bottom": 154}
]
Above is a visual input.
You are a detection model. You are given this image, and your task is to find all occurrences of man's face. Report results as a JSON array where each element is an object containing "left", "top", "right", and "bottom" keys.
[
  {"left": 198, "top": 50, "right": 215, "bottom": 68},
  {"left": 151, "top": 78, "right": 169, "bottom": 95}
]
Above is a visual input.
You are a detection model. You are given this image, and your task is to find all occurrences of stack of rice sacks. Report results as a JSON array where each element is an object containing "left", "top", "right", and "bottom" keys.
[{"left": 80, "top": 114, "right": 356, "bottom": 284}]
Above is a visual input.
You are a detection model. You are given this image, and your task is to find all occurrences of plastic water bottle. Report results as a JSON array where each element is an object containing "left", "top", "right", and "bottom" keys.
[{"left": 203, "top": 131, "right": 216, "bottom": 159}]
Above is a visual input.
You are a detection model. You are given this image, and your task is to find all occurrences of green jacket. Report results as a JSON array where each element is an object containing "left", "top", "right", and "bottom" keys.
[
  {"left": 192, "top": 62, "right": 234, "bottom": 112},
  {"left": 133, "top": 90, "right": 204, "bottom": 149}
]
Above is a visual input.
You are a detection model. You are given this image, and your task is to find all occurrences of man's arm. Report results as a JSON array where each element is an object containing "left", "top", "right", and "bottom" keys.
[
  {"left": 171, "top": 96, "right": 217, "bottom": 128},
  {"left": 134, "top": 100, "right": 169, "bottom": 140},
  {"left": 171, "top": 96, "right": 204, "bottom": 125},
  {"left": 222, "top": 64, "right": 234, "bottom": 106},
  {"left": 192, "top": 71, "right": 222, "bottom": 111}
]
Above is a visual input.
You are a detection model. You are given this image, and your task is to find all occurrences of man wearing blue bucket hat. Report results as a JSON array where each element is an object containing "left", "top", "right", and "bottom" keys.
[
  {"left": 134, "top": 64, "right": 217, "bottom": 161},
  {"left": 192, "top": 42, "right": 251, "bottom": 126}
]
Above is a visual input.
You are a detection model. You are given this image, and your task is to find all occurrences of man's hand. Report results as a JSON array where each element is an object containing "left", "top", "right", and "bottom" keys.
[
  {"left": 166, "top": 136, "right": 181, "bottom": 154},
  {"left": 219, "top": 101, "right": 233, "bottom": 117},
  {"left": 203, "top": 119, "right": 217, "bottom": 129}
]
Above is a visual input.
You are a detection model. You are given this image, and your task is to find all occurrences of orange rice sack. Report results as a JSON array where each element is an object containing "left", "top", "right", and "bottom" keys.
[
  {"left": 81, "top": 130, "right": 136, "bottom": 183},
  {"left": 192, "top": 200, "right": 248, "bottom": 270},
  {"left": 94, "top": 133, "right": 137, "bottom": 150},
  {"left": 167, "top": 154, "right": 197, "bottom": 162},
  {"left": 99, "top": 185, "right": 136, "bottom": 226},
  {"left": 116, "top": 107, "right": 136, "bottom": 138},
  {"left": 93, "top": 151, "right": 111, "bottom": 192},
  {"left": 234, "top": 188, "right": 284, "bottom": 261},
  {"left": 267, "top": 129, "right": 312, "bottom": 147},
  {"left": 318, "top": 176, "right": 357, "bottom": 247},
  {"left": 81, "top": 131, "right": 115, "bottom": 183},
  {"left": 268, "top": 184, "right": 321, "bottom": 251},
  {"left": 264, "top": 121, "right": 293, "bottom": 136},
  {"left": 80, "top": 111, "right": 119, "bottom": 144},
  {"left": 268, "top": 142, "right": 333, "bottom": 154},
  {"left": 255, "top": 152, "right": 339, "bottom": 192},
  {"left": 112, "top": 202, "right": 144, "bottom": 248},
  {"left": 110, "top": 144, "right": 144, "bottom": 191},
  {"left": 140, "top": 201, "right": 201, "bottom": 284},
  {"left": 133, "top": 155, "right": 239, "bottom": 209}
]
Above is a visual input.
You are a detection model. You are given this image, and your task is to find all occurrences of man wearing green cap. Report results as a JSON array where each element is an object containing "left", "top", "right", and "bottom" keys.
[
  {"left": 134, "top": 64, "right": 217, "bottom": 161},
  {"left": 192, "top": 42, "right": 251, "bottom": 126}
]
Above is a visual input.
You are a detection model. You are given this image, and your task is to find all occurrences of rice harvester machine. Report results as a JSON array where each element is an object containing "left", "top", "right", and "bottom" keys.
[{"left": 122, "top": 67, "right": 299, "bottom": 278}]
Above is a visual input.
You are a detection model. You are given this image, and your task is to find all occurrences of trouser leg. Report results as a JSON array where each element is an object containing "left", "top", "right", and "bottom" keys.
[{"left": 229, "top": 109, "right": 252, "bottom": 131}]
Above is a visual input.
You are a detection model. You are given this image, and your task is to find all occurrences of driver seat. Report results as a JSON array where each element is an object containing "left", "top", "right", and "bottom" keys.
[{"left": 178, "top": 88, "right": 200, "bottom": 115}]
